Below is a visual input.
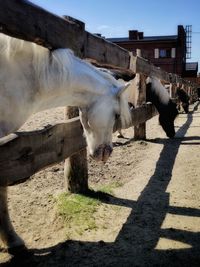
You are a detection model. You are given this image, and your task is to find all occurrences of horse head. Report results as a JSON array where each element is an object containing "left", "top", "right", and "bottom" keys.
[
  {"left": 158, "top": 100, "right": 178, "bottom": 138},
  {"left": 79, "top": 83, "right": 131, "bottom": 162},
  {"left": 176, "top": 88, "right": 190, "bottom": 114}
]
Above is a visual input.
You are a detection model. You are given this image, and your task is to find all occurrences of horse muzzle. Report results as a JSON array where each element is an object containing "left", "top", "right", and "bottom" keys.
[{"left": 91, "top": 144, "right": 113, "bottom": 163}]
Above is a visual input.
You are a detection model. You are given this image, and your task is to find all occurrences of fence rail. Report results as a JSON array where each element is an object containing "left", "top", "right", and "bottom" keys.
[
  {"left": 0, "top": 0, "right": 129, "bottom": 68},
  {"left": 0, "top": 104, "right": 157, "bottom": 186}
]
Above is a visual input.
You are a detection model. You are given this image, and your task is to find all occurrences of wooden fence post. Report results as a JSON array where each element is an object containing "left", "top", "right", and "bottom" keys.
[
  {"left": 171, "top": 83, "right": 177, "bottom": 99},
  {"left": 134, "top": 49, "right": 146, "bottom": 140},
  {"left": 64, "top": 107, "right": 88, "bottom": 193}
]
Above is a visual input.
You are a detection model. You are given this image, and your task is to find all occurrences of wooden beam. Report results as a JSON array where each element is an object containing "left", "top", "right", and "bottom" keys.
[
  {"left": 0, "top": 118, "right": 86, "bottom": 186},
  {"left": 119, "top": 103, "right": 157, "bottom": 130},
  {"left": 130, "top": 55, "right": 198, "bottom": 89},
  {"left": 0, "top": 0, "right": 130, "bottom": 68},
  {"left": 0, "top": 0, "right": 84, "bottom": 52},
  {"left": 0, "top": 104, "right": 157, "bottom": 186},
  {"left": 84, "top": 33, "right": 129, "bottom": 68},
  {"left": 131, "top": 55, "right": 170, "bottom": 82}
]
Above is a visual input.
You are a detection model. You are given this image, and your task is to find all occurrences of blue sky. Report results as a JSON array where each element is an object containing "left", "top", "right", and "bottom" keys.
[{"left": 31, "top": 0, "right": 200, "bottom": 70}]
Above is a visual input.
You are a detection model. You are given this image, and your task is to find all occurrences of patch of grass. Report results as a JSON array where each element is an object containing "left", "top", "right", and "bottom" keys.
[
  {"left": 97, "top": 181, "right": 124, "bottom": 195},
  {"left": 56, "top": 181, "right": 124, "bottom": 237},
  {"left": 56, "top": 193, "right": 101, "bottom": 235}
]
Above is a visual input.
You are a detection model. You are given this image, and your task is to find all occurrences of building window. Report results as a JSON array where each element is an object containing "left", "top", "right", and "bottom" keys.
[
  {"left": 159, "top": 49, "right": 171, "bottom": 58},
  {"left": 154, "top": 48, "right": 176, "bottom": 59}
]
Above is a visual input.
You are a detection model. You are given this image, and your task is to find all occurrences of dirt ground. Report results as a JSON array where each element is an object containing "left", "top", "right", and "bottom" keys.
[{"left": 1, "top": 102, "right": 200, "bottom": 267}]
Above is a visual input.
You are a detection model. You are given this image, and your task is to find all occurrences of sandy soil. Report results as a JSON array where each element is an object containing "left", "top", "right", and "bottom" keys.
[{"left": 1, "top": 102, "right": 200, "bottom": 267}]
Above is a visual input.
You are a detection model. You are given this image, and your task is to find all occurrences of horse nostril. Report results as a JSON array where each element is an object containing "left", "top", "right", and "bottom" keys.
[
  {"left": 102, "top": 145, "right": 113, "bottom": 163},
  {"left": 91, "top": 144, "right": 113, "bottom": 162}
]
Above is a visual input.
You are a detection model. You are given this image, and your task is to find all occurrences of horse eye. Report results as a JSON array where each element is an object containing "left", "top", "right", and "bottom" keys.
[{"left": 115, "top": 114, "right": 120, "bottom": 120}]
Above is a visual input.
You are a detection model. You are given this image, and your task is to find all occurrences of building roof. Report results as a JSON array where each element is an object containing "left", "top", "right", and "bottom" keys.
[
  {"left": 185, "top": 62, "right": 198, "bottom": 71},
  {"left": 107, "top": 35, "right": 178, "bottom": 43}
]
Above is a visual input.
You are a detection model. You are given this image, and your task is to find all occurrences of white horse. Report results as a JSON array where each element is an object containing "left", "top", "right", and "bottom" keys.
[{"left": 0, "top": 33, "right": 131, "bottom": 250}]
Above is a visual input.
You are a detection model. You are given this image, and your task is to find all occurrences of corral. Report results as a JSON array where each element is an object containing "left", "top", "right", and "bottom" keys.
[{"left": 0, "top": 1, "right": 200, "bottom": 266}]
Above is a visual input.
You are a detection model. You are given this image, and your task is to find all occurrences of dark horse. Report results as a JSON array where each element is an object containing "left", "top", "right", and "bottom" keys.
[
  {"left": 146, "top": 77, "right": 178, "bottom": 138},
  {"left": 99, "top": 69, "right": 178, "bottom": 139},
  {"left": 176, "top": 87, "right": 190, "bottom": 114}
]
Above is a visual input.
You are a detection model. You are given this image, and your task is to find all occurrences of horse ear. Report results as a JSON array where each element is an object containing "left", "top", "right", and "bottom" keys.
[{"left": 116, "top": 82, "right": 131, "bottom": 98}]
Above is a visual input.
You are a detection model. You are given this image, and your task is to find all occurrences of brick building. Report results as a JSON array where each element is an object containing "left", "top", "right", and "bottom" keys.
[{"left": 107, "top": 25, "right": 198, "bottom": 78}]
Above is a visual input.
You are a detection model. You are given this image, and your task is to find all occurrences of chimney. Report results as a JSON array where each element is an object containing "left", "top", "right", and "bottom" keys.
[
  {"left": 129, "top": 30, "right": 138, "bottom": 40},
  {"left": 138, "top": 32, "right": 144, "bottom": 39},
  {"left": 178, "top": 25, "right": 185, "bottom": 39}
]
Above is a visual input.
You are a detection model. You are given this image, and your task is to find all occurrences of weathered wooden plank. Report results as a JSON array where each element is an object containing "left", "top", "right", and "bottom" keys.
[
  {"left": 0, "top": 0, "right": 84, "bottom": 53},
  {"left": 131, "top": 56, "right": 195, "bottom": 89},
  {"left": 131, "top": 55, "right": 170, "bottom": 82},
  {"left": 0, "top": 104, "right": 157, "bottom": 186},
  {"left": 115, "top": 103, "right": 158, "bottom": 131},
  {"left": 84, "top": 33, "right": 130, "bottom": 68},
  {"left": 0, "top": 118, "right": 86, "bottom": 186},
  {"left": 130, "top": 56, "right": 170, "bottom": 82},
  {"left": 0, "top": 0, "right": 130, "bottom": 67}
]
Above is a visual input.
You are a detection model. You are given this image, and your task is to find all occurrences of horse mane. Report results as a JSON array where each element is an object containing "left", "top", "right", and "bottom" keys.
[
  {"left": 0, "top": 33, "right": 124, "bottom": 90},
  {"left": 146, "top": 76, "right": 170, "bottom": 105},
  {"left": 0, "top": 34, "right": 71, "bottom": 91}
]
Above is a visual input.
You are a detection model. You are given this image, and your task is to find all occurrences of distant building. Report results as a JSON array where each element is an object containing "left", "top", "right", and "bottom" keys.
[
  {"left": 183, "top": 62, "right": 198, "bottom": 84},
  {"left": 107, "top": 25, "right": 198, "bottom": 79}
]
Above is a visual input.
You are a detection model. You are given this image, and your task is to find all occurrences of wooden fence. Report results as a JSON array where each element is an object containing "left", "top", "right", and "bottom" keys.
[{"left": 0, "top": 0, "right": 198, "bottom": 189}]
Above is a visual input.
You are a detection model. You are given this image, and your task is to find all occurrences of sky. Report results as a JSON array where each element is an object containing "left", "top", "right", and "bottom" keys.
[{"left": 31, "top": 0, "right": 200, "bottom": 70}]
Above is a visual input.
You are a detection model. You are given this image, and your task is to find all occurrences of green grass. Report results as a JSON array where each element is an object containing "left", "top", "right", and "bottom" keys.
[
  {"left": 97, "top": 181, "right": 124, "bottom": 195},
  {"left": 56, "top": 181, "right": 124, "bottom": 237},
  {"left": 56, "top": 193, "right": 101, "bottom": 235}
]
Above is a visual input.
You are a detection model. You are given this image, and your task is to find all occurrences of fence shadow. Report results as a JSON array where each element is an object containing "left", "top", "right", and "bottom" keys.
[{"left": 2, "top": 103, "right": 200, "bottom": 267}]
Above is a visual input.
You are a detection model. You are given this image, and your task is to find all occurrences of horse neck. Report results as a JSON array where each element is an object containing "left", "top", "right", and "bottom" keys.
[
  {"left": 68, "top": 54, "right": 112, "bottom": 99},
  {"left": 34, "top": 49, "right": 111, "bottom": 111},
  {"left": 146, "top": 82, "right": 170, "bottom": 113}
]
